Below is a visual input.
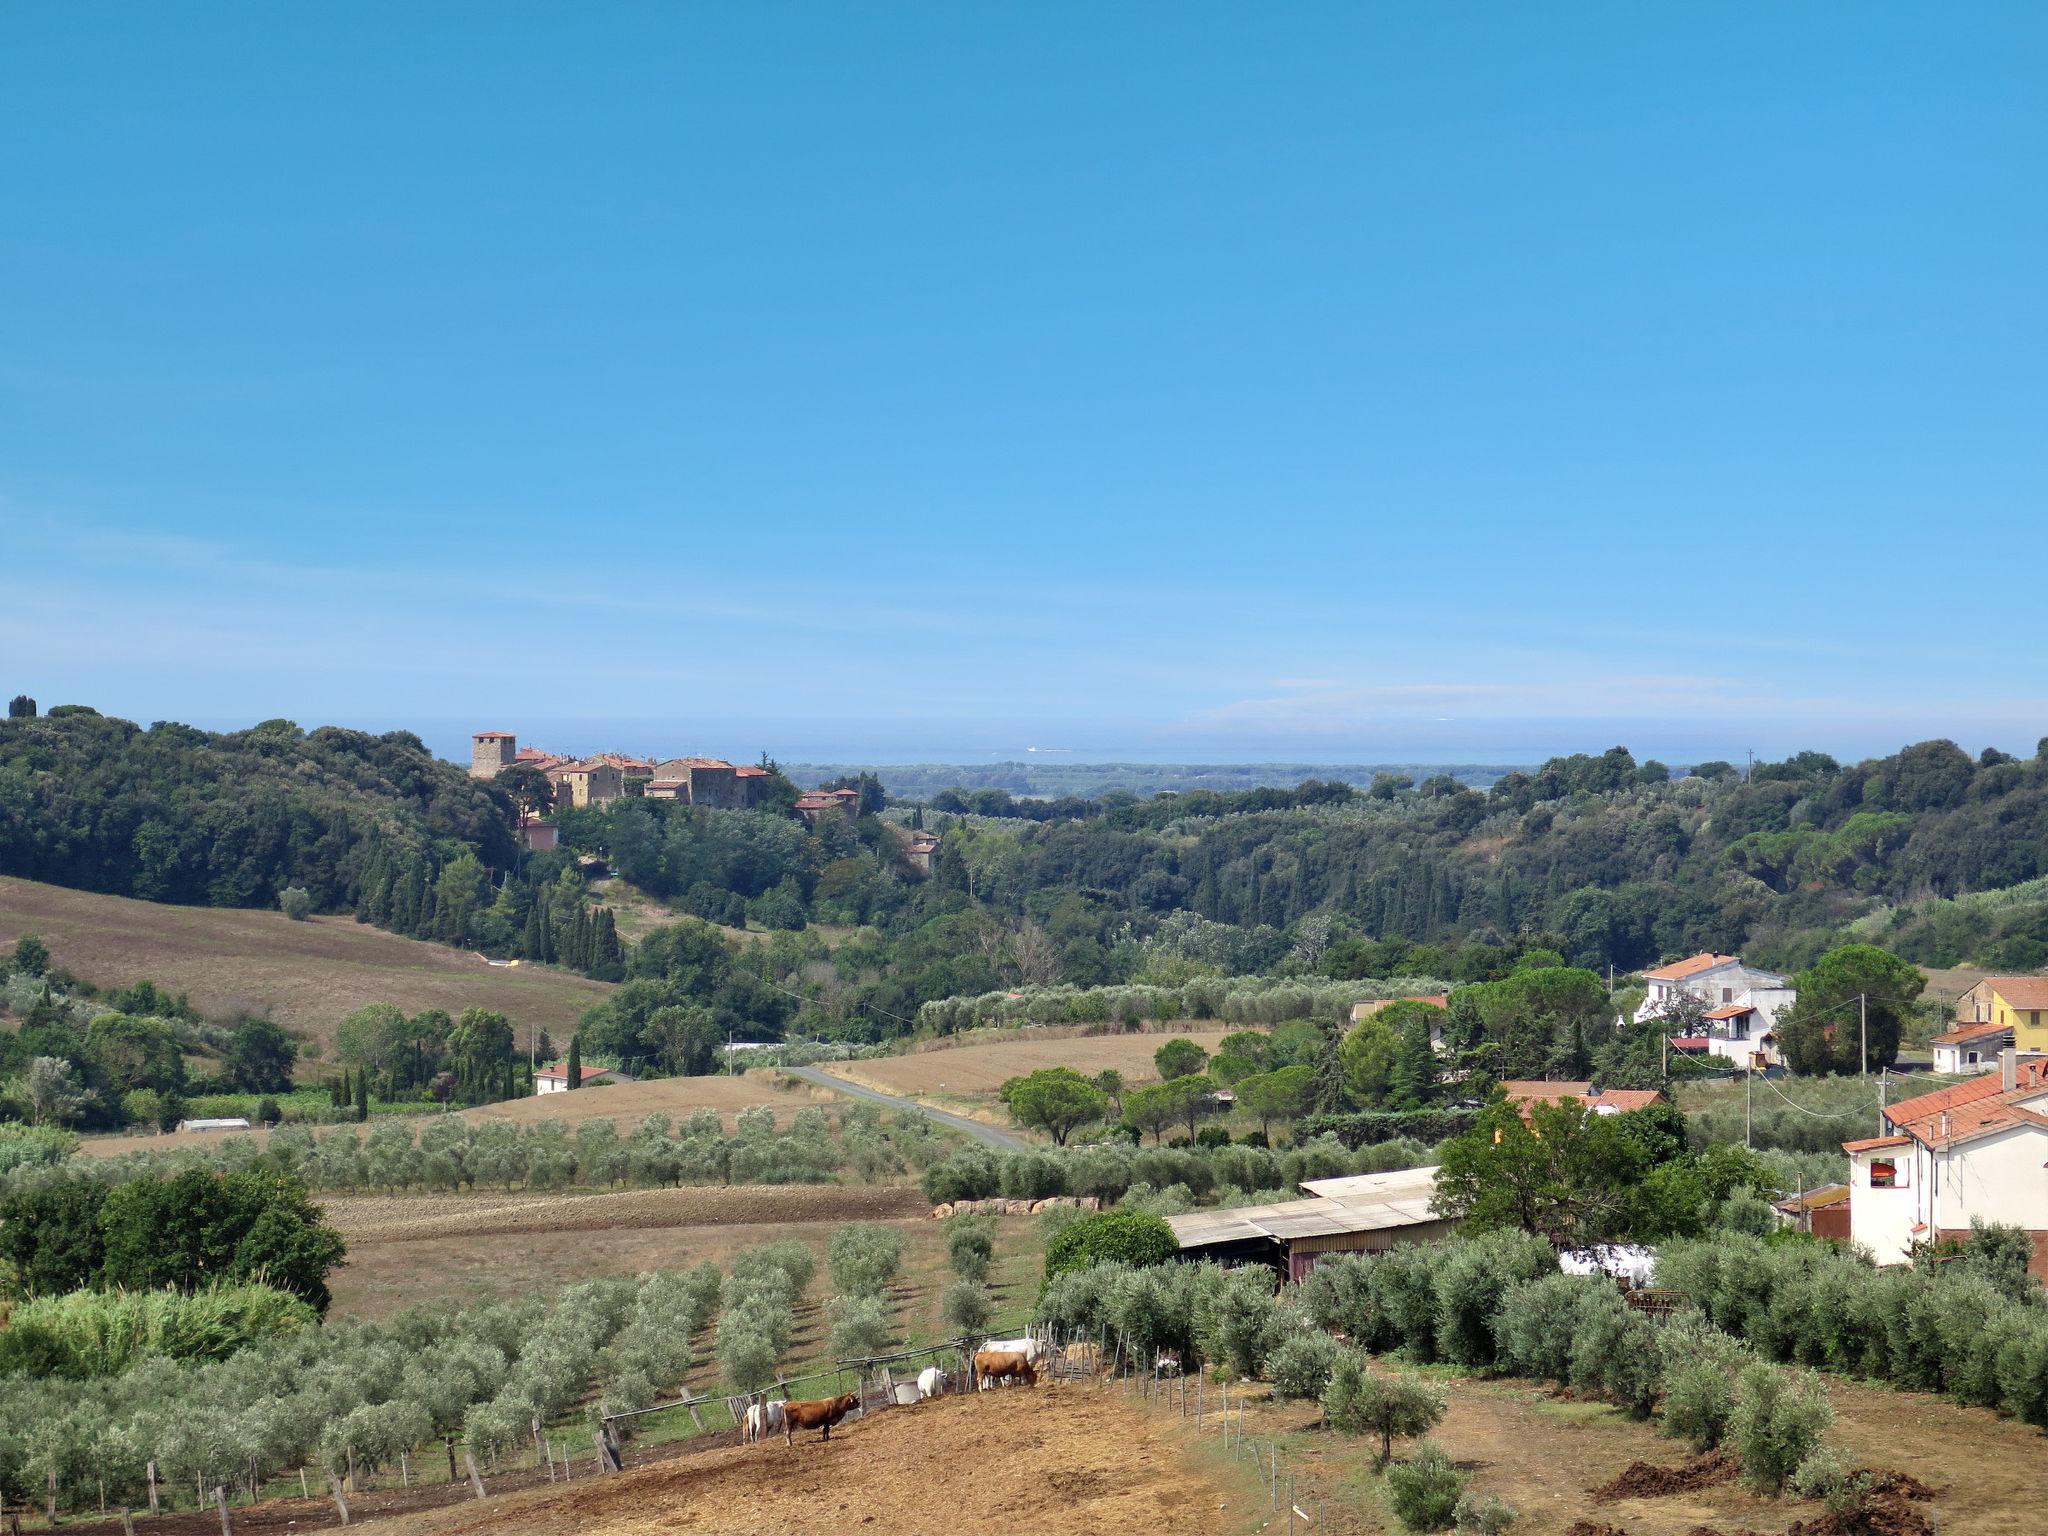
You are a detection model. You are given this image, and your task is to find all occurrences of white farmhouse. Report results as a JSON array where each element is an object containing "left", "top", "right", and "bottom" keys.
[
  {"left": 1634, "top": 951, "right": 1794, "bottom": 1071},
  {"left": 1930, "top": 1019, "right": 2015, "bottom": 1076},
  {"left": 534, "top": 1064, "right": 630, "bottom": 1095},
  {"left": 1843, "top": 1051, "right": 2048, "bottom": 1275}
]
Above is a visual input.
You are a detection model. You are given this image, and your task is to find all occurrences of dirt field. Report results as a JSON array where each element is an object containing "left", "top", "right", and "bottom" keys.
[
  {"left": 76, "top": 1072, "right": 826, "bottom": 1158},
  {"left": 836, "top": 1029, "right": 1238, "bottom": 1102},
  {"left": 0, "top": 874, "right": 611, "bottom": 1056},
  {"left": 1231, "top": 1362, "right": 2028, "bottom": 1535},
  {"left": 375, "top": 1385, "right": 1246, "bottom": 1536},
  {"left": 323, "top": 1183, "right": 1048, "bottom": 1341}
]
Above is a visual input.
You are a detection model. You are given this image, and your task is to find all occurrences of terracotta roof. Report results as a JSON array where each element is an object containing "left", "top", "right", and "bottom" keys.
[
  {"left": 474, "top": 730, "right": 516, "bottom": 740},
  {"left": 1643, "top": 953, "right": 1738, "bottom": 982},
  {"left": 1499, "top": 1081, "right": 1664, "bottom": 1115},
  {"left": 1934, "top": 1020, "right": 2014, "bottom": 1046},
  {"left": 664, "top": 757, "right": 734, "bottom": 770},
  {"left": 1842, "top": 1135, "right": 1911, "bottom": 1153},
  {"left": 1882, "top": 1064, "right": 2048, "bottom": 1150},
  {"left": 734, "top": 766, "right": 769, "bottom": 777},
  {"left": 1985, "top": 977, "right": 2048, "bottom": 1010},
  {"left": 1703, "top": 1003, "right": 1755, "bottom": 1020},
  {"left": 1668, "top": 1036, "right": 1711, "bottom": 1050}
]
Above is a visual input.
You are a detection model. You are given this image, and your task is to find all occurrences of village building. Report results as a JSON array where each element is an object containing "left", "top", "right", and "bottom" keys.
[
  {"left": 646, "top": 757, "right": 758, "bottom": 809},
  {"left": 1947, "top": 977, "right": 2048, "bottom": 1053},
  {"left": 590, "top": 753, "right": 657, "bottom": 794},
  {"left": 903, "top": 829, "right": 942, "bottom": 876},
  {"left": 1932, "top": 1018, "right": 2016, "bottom": 1075},
  {"left": 517, "top": 813, "right": 558, "bottom": 852},
  {"left": 546, "top": 759, "right": 625, "bottom": 809},
  {"left": 1167, "top": 1165, "right": 1451, "bottom": 1281},
  {"left": 1634, "top": 951, "right": 1795, "bottom": 1071},
  {"left": 1499, "top": 1080, "right": 1664, "bottom": 1119},
  {"left": 1843, "top": 1050, "right": 2048, "bottom": 1275},
  {"left": 1349, "top": 994, "right": 1452, "bottom": 1051},
  {"left": 1774, "top": 1183, "right": 1851, "bottom": 1241},
  {"left": 535, "top": 1063, "right": 632, "bottom": 1094},
  {"left": 795, "top": 787, "right": 862, "bottom": 827},
  {"left": 470, "top": 730, "right": 519, "bottom": 778}
]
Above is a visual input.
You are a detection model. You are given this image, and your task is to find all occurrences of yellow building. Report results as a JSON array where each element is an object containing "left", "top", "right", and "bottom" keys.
[{"left": 1951, "top": 976, "right": 2048, "bottom": 1051}]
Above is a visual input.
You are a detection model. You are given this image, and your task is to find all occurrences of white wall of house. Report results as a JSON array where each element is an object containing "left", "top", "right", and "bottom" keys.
[
  {"left": 1848, "top": 1146, "right": 1921, "bottom": 1265},
  {"left": 1934, "top": 1121, "right": 2048, "bottom": 1234},
  {"left": 1634, "top": 963, "right": 1791, "bottom": 1025},
  {"left": 536, "top": 1075, "right": 568, "bottom": 1095},
  {"left": 1933, "top": 1040, "right": 2004, "bottom": 1075}
]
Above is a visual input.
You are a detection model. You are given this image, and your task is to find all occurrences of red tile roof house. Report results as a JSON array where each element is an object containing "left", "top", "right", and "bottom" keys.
[
  {"left": 1499, "top": 1080, "right": 1665, "bottom": 1119},
  {"left": 1930, "top": 1017, "right": 2016, "bottom": 1075},
  {"left": 1844, "top": 1050, "right": 2048, "bottom": 1276},
  {"left": 1632, "top": 951, "right": 1795, "bottom": 1071}
]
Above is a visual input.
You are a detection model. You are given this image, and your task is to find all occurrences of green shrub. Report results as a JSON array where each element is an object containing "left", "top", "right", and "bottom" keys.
[
  {"left": 1433, "top": 1230, "right": 1555, "bottom": 1369},
  {"left": 826, "top": 1294, "right": 896, "bottom": 1360},
  {"left": 1043, "top": 1210, "right": 1178, "bottom": 1284},
  {"left": 1268, "top": 1330, "right": 1345, "bottom": 1401},
  {"left": 1324, "top": 1355, "right": 1446, "bottom": 1467},
  {"left": 278, "top": 886, "right": 313, "bottom": 921},
  {"left": 0, "top": 1283, "right": 315, "bottom": 1377},
  {"left": 922, "top": 1146, "right": 1003, "bottom": 1204},
  {"left": 827, "top": 1222, "right": 903, "bottom": 1297},
  {"left": 1657, "top": 1311, "right": 1754, "bottom": 1451},
  {"left": 1452, "top": 1491, "right": 1518, "bottom": 1534},
  {"left": 1203, "top": 1265, "right": 1280, "bottom": 1379},
  {"left": 944, "top": 1213, "right": 996, "bottom": 1282},
  {"left": 1493, "top": 1273, "right": 1601, "bottom": 1383},
  {"left": 943, "top": 1279, "right": 993, "bottom": 1338},
  {"left": 1298, "top": 1253, "right": 1388, "bottom": 1348},
  {"left": 1727, "top": 1361, "right": 1833, "bottom": 1493},
  {"left": 1385, "top": 1441, "right": 1465, "bottom": 1532}
]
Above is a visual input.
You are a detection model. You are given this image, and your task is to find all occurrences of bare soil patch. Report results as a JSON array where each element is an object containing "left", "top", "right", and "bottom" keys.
[
  {"left": 375, "top": 1384, "right": 1242, "bottom": 1536},
  {"left": 1593, "top": 1452, "right": 1740, "bottom": 1501},
  {"left": 324, "top": 1182, "right": 929, "bottom": 1245},
  {"left": 0, "top": 874, "right": 610, "bottom": 1056}
]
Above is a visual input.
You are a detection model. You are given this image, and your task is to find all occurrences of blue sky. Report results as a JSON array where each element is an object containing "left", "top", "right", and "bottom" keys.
[{"left": 3, "top": 5, "right": 2044, "bottom": 765}]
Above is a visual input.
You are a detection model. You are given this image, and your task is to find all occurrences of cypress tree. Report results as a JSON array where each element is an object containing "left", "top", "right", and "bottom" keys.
[
  {"left": 521, "top": 899, "right": 547, "bottom": 961},
  {"left": 566, "top": 1032, "right": 582, "bottom": 1091},
  {"left": 594, "top": 909, "right": 623, "bottom": 974},
  {"left": 354, "top": 1070, "right": 369, "bottom": 1121}
]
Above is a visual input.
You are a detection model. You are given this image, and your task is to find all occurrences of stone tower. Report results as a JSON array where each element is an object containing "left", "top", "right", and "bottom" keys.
[{"left": 471, "top": 730, "right": 516, "bottom": 779}]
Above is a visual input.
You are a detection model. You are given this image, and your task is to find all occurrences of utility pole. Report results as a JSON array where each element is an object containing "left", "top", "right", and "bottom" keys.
[
  {"left": 1860, "top": 993, "right": 1869, "bottom": 1077},
  {"left": 1878, "top": 1068, "right": 1889, "bottom": 1138},
  {"left": 1745, "top": 1069, "right": 1752, "bottom": 1149}
]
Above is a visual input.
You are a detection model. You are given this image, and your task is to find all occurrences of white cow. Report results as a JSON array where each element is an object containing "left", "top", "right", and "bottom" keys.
[
  {"left": 917, "top": 1365, "right": 947, "bottom": 1400},
  {"left": 742, "top": 1399, "right": 786, "bottom": 1443}
]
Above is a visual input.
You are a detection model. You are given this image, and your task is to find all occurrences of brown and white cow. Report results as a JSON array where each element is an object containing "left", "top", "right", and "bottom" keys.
[
  {"left": 974, "top": 1349, "right": 1038, "bottom": 1390},
  {"left": 782, "top": 1391, "right": 862, "bottom": 1446}
]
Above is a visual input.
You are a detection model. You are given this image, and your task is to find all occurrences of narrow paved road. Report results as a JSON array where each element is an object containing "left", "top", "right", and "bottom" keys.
[{"left": 784, "top": 1064, "right": 1028, "bottom": 1150}]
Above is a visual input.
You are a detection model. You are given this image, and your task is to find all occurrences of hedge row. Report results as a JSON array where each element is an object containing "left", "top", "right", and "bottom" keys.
[{"left": 1293, "top": 1109, "right": 1478, "bottom": 1149}]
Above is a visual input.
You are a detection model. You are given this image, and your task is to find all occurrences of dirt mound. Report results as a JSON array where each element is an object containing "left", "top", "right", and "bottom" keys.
[
  {"left": 1565, "top": 1523, "right": 1632, "bottom": 1536},
  {"left": 1782, "top": 1467, "right": 1939, "bottom": 1536},
  {"left": 1591, "top": 1450, "right": 1741, "bottom": 1499}
]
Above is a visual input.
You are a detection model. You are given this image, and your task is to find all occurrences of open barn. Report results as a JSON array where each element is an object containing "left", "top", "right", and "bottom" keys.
[{"left": 1166, "top": 1164, "right": 1451, "bottom": 1281}]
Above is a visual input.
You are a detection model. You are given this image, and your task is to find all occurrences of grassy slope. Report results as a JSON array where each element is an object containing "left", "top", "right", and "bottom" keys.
[{"left": 0, "top": 873, "right": 612, "bottom": 1058}]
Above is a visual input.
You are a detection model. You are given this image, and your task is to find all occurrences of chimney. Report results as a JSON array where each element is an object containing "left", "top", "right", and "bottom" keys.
[
  {"left": 1941, "top": 1111, "right": 1952, "bottom": 1141},
  {"left": 2003, "top": 1048, "right": 2019, "bottom": 1093}
]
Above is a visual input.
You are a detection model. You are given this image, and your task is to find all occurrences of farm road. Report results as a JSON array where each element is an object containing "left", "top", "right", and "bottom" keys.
[{"left": 785, "top": 1065, "right": 1028, "bottom": 1150}]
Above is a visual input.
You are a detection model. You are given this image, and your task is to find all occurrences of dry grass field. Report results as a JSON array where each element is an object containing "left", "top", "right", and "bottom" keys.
[
  {"left": 0, "top": 874, "right": 612, "bottom": 1057},
  {"left": 76, "top": 1071, "right": 827, "bottom": 1158},
  {"left": 832, "top": 1029, "right": 1238, "bottom": 1106},
  {"left": 365, "top": 1386, "right": 1246, "bottom": 1536},
  {"left": 1225, "top": 1360, "right": 2022, "bottom": 1535}
]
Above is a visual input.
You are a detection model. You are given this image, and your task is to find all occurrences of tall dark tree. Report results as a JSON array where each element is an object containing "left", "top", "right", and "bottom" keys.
[
  {"left": 6, "top": 694, "right": 34, "bottom": 719},
  {"left": 565, "top": 1031, "right": 583, "bottom": 1090}
]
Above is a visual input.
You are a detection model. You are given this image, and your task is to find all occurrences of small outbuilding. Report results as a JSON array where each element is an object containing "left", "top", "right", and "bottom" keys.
[{"left": 1167, "top": 1165, "right": 1451, "bottom": 1282}]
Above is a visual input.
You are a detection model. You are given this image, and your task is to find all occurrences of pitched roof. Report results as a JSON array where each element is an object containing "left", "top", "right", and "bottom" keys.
[
  {"left": 474, "top": 730, "right": 516, "bottom": 740},
  {"left": 1842, "top": 1135, "right": 1911, "bottom": 1154},
  {"left": 1880, "top": 1064, "right": 2048, "bottom": 1151},
  {"left": 1933, "top": 1020, "right": 2014, "bottom": 1046},
  {"left": 1774, "top": 1183, "right": 1850, "bottom": 1211},
  {"left": 734, "top": 766, "right": 769, "bottom": 777},
  {"left": 1986, "top": 977, "right": 2048, "bottom": 1010},
  {"left": 1499, "top": 1081, "right": 1663, "bottom": 1115},
  {"left": 1169, "top": 1167, "right": 1444, "bottom": 1249},
  {"left": 1643, "top": 952, "right": 1739, "bottom": 982},
  {"left": 1703, "top": 1003, "right": 1756, "bottom": 1020},
  {"left": 536, "top": 1063, "right": 623, "bottom": 1083}
]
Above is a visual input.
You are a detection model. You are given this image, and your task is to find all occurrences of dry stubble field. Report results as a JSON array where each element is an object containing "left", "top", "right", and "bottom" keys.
[
  {"left": 829, "top": 1028, "right": 1238, "bottom": 1107},
  {"left": 0, "top": 874, "right": 612, "bottom": 1056}
]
